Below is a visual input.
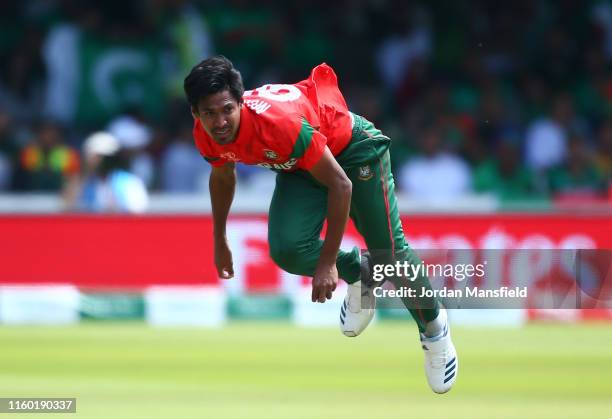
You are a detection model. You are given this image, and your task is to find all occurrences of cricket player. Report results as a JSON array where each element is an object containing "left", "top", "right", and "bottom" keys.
[{"left": 184, "top": 55, "right": 458, "bottom": 393}]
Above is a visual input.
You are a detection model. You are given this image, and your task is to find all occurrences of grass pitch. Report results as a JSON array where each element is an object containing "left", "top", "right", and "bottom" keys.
[{"left": 0, "top": 321, "right": 611, "bottom": 419}]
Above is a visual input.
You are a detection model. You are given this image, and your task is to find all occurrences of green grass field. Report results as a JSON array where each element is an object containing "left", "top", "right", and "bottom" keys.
[{"left": 0, "top": 322, "right": 611, "bottom": 419}]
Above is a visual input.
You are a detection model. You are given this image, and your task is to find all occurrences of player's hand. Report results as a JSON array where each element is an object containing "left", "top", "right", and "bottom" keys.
[
  {"left": 214, "top": 240, "right": 234, "bottom": 279},
  {"left": 312, "top": 263, "right": 338, "bottom": 303}
]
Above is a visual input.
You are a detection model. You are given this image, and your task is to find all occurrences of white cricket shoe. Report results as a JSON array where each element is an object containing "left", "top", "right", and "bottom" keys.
[
  {"left": 340, "top": 280, "right": 375, "bottom": 337},
  {"left": 340, "top": 253, "right": 375, "bottom": 337},
  {"left": 420, "top": 309, "right": 458, "bottom": 394}
]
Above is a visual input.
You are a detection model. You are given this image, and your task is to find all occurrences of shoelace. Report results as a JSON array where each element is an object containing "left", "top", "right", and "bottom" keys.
[{"left": 427, "top": 349, "right": 448, "bottom": 369}]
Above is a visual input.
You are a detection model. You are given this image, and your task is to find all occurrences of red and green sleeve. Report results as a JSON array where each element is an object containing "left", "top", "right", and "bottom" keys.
[{"left": 293, "top": 118, "right": 327, "bottom": 170}]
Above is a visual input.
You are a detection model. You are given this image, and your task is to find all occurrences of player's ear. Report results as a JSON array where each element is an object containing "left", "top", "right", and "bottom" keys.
[{"left": 190, "top": 106, "right": 199, "bottom": 120}]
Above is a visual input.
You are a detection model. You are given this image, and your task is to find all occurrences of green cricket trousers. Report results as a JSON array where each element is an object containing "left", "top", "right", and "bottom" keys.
[{"left": 268, "top": 113, "right": 439, "bottom": 331}]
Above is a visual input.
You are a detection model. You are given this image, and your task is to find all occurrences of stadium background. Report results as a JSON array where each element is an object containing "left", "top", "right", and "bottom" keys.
[{"left": 0, "top": 1, "right": 611, "bottom": 418}]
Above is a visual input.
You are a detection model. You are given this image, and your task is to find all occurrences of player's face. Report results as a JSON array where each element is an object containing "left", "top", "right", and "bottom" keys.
[{"left": 194, "top": 90, "right": 241, "bottom": 145}]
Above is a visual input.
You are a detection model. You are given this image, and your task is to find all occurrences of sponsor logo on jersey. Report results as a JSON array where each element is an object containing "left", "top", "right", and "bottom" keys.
[
  {"left": 257, "top": 158, "right": 298, "bottom": 170},
  {"left": 264, "top": 149, "right": 278, "bottom": 160},
  {"left": 358, "top": 165, "right": 373, "bottom": 180}
]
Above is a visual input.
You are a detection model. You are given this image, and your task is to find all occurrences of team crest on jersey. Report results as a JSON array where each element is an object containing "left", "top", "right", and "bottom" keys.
[
  {"left": 358, "top": 165, "right": 373, "bottom": 180},
  {"left": 264, "top": 149, "right": 278, "bottom": 160},
  {"left": 220, "top": 152, "right": 240, "bottom": 162}
]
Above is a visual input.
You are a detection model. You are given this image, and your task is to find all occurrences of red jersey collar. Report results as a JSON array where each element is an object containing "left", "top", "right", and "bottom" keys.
[{"left": 202, "top": 104, "right": 254, "bottom": 148}]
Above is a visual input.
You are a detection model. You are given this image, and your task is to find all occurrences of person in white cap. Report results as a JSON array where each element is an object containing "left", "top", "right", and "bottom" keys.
[
  {"left": 107, "top": 115, "right": 155, "bottom": 188},
  {"left": 66, "top": 131, "right": 148, "bottom": 213}
]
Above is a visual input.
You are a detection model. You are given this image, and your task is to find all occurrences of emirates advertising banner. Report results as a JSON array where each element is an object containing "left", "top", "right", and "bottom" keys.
[{"left": 0, "top": 214, "right": 611, "bottom": 312}]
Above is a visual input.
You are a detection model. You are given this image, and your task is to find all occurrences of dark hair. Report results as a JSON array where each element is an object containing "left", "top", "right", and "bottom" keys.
[
  {"left": 184, "top": 55, "right": 244, "bottom": 109},
  {"left": 99, "top": 153, "right": 130, "bottom": 177}
]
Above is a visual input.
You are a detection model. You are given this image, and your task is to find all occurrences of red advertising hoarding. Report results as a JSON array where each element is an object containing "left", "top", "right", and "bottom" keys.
[{"left": 0, "top": 214, "right": 611, "bottom": 291}]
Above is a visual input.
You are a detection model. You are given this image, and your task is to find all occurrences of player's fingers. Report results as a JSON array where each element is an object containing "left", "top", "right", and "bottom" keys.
[
  {"left": 314, "top": 285, "right": 325, "bottom": 303},
  {"left": 311, "top": 285, "right": 317, "bottom": 303},
  {"left": 321, "top": 286, "right": 329, "bottom": 302},
  {"left": 325, "top": 289, "right": 332, "bottom": 300}
]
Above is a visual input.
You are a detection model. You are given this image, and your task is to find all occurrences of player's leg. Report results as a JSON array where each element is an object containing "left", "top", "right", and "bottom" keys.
[
  {"left": 347, "top": 154, "right": 440, "bottom": 332},
  {"left": 347, "top": 117, "right": 457, "bottom": 393},
  {"left": 268, "top": 171, "right": 361, "bottom": 283}
]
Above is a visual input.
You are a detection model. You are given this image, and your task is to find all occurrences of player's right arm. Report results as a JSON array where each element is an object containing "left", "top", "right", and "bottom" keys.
[{"left": 209, "top": 162, "right": 236, "bottom": 279}]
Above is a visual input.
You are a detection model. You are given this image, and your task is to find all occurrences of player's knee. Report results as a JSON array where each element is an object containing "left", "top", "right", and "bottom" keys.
[{"left": 269, "top": 241, "right": 303, "bottom": 274}]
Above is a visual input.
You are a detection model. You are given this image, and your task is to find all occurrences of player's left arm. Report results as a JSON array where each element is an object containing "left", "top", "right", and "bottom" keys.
[{"left": 308, "top": 147, "right": 352, "bottom": 303}]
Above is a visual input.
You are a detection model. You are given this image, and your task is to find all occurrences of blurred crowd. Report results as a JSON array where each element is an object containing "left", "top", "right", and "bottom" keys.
[{"left": 0, "top": 0, "right": 611, "bottom": 211}]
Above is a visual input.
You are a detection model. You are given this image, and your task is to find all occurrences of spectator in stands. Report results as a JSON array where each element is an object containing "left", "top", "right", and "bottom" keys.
[
  {"left": 376, "top": 4, "right": 432, "bottom": 94},
  {"left": 0, "top": 26, "right": 45, "bottom": 124},
  {"left": 207, "top": 0, "right": 285, "bottom": 84},
  {"left": 160, "top": 0, "right": 215, "bottom": 99},
  {"left": 591, "top": 1, "right": 612, "bottom": 60},
  {"left": 66, "top": 131, "right": 148, "bottom": 213},
  {"left": 398, "top": 124, "right": 472, "bottom": 201},
  {"left": 473, "top": 138, "right": 538, "bottom": 201},
  {"left": 16, "top": 120, "right": 79, "bottom": 191},
  {"left": 548, "top": 135, "right": 606, "bottom": 200},
  {"left": 0, "top": 108, "right": 19, "bottom": 190},
  {"left": 107, "top": 114, "right": 155, "bottom": 189},
  {"left": 595, "top": 119, "right": 612, "bottom": 182},
  {"left": 160, "top": 121, "right": 210, "bottom": 193},
  {"left": 41, "top": 10, "right": 82, "bottom": 125},
  {"left": 524, "top": 93, "right": 577, "bottom": 172},
  {"left": 0, "top": 1, "right": 611, "bottom": 207}
]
